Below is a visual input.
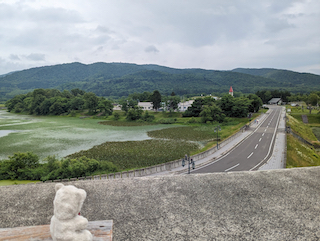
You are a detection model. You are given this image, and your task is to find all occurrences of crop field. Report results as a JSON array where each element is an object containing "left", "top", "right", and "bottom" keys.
[{"left": 0, "top": 110, "right": 169, "bottom": 160}]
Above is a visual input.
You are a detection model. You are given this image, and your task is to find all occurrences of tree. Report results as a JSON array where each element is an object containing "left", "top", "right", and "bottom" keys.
[
  {"left": 150, "top": 90, "right": 162, "bottom": 111},
  {"left": 98, "top": 97, "right": 113, "bottom": 115},
  {"left": 182, "top": 98, "right": 202, "bottom": 117},
  {"left": 126, "top": 107, "right": 143, "bottom": 121},
  {"left": 200, "top": 104, "right": 225, "bottom": 123},
  {"left": 71, "top": 88, "right": 85, "bottom": 96},
  {"left": 167, "top": 95, "right": 180, "bottom": 112},
  {"left": 231, "top": 97, "right": 252, "bottom": 117},
  {"left": 69, "top": 97, "right": 85, "bottom": 110},
  {"left": 218, "top": 94, "right": 235, "bottom": 117},
  {"left": 306, "top": 93, "right": 319, "bottom": 114},
  {"left": 49, "top": 101, "right": 64, "bottom": 115},
  {"left": 84, "top": 92, "right": 99, "bottom": 113},
  {"left": 0, "top": 152, "right": 39, "bottom": 180},
  {"left": 247, "top": 94, "right": 263, "bottom": 113}
]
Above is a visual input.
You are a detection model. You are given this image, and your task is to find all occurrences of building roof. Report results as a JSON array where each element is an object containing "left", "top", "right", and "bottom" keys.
[
  {"left": 229, "top": 86, "right": 233, "bottom": 92},
  {"left": 268, "top": 98, "right": 282, "bottom": 103}
]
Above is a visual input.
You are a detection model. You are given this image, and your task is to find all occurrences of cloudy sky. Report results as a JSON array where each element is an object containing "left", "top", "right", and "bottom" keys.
[{"left": 1, "top": 0, "right": 319, "bottom": 75}]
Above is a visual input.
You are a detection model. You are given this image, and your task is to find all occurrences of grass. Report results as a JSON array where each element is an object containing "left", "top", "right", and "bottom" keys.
[
  {"left": 147, "top": 121, "right": 245, "bottom": 142},
  {"left": 67, "top": 139, "right": 199, "bottom": 171},
  {"left": 287, "top": 105, "right": 319, "bottom": 114},
  {"left": 286, "top": 134, "right": 320, "bottom": 168},
  {"left": 312, "top": 127, "right": 320, "bottom": 140},
  {"left": 99, "top": 120, "right": 155, "bottom": 126},
  {"left": 287, "top": 115, "right": 318, "bottom": 142},
  {"left": 0, "top": 180, "right": 41, "bottom": 186}
]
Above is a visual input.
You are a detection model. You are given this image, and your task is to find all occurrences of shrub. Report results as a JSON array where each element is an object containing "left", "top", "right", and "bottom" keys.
[{"left": 158, "top": 118, "right": 175, "bottom": 124}]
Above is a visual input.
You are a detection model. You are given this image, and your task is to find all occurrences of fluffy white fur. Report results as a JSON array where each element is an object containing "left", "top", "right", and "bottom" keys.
[{"left": 50, "top": 184, "right": 93, "bottom": 241}]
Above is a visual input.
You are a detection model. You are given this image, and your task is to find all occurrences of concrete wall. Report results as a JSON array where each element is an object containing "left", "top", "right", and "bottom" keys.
[{"left": 1, "top": 167, "right": 320, "bottom": 240}]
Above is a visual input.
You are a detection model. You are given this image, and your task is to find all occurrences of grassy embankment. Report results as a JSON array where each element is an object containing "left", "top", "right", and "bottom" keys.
[{"left": 286, "top": 106, "right": 320, "bottom": 168}]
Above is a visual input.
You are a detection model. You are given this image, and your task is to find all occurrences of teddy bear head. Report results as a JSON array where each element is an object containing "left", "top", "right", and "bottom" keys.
[{"left": 53, "top": 183, "right": 87, "bottom": 220}]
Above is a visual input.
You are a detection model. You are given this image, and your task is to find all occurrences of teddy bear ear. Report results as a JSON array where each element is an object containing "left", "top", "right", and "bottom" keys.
[{"left": 55, "top": 183, "right": 64, "bottom": 192}]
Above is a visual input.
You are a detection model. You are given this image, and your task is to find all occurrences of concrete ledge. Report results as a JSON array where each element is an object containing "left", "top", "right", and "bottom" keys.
[
  {"left": 1, "top": 167, "right": 320, "bottom": 240},
  {"left": 0, "top": 220, "right": 113, "bottom": 241}
]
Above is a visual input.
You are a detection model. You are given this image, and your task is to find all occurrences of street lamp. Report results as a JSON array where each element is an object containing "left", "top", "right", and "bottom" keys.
[
  {"left": 214, "top": 125, "right": 221, "bottom": 150},
  {"left": 182, "top": 154, "right": 195, "bottom": 174}
]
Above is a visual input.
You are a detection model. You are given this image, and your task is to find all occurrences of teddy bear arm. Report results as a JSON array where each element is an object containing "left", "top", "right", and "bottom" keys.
[{"left": 75, "top": 215, "right": 89, "bottom": 231}]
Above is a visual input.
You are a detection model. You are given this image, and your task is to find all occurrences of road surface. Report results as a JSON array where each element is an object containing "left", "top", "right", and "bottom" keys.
[{"left": 192, "top": 106, "right": 282, "bottom": 173}]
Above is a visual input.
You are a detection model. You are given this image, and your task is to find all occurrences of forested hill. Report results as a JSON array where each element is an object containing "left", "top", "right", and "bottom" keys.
[
  {"left": 0, "top": 62, "right": 319, "bottom": 101},
  {"left": 232, "top": 68, "right": 320, "bottom": 87}
]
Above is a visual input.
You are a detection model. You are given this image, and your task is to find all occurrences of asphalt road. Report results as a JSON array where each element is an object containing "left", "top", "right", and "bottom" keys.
[{"left": 192, "top": 106, "right": 282, "bottom": 173}]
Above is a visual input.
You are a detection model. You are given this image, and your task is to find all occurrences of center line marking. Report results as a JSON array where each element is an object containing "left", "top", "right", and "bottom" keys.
[
  {"left": 225, "top": 163, "right": 240, "bottom": 172},
  {"left": 259, "top": 138, "right": 262, "bottom": 142},
  {"left": 255, "top": 144, "right": 258, "bottom": 149},
  {"left": 247, "top": 152, "right": 253, "bottom": 159}
]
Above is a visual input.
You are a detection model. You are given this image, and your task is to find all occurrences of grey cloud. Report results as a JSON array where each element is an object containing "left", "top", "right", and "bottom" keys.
[
  {"left": 9, "top": 54, "right": 20, "bottom": 61},
  {"left": 96, "top": 25, "right": 115, "bottom": 34},
  {"left": 25, "top": 53, "right": 46, "bottom": 61},
  {"left": 145, "top": 45, "right": 159, "bottom": 53},
  {"left": 265, "top": 18, "right": 295, "bottom": 33}
]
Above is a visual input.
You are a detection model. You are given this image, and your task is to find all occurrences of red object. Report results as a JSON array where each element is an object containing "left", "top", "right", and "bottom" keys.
[
  {"left": 229, "top": 86, "right": 233, "bottom": 93},
  {"left": 78, "top": 212, "right": 80, "bottom": 215}
]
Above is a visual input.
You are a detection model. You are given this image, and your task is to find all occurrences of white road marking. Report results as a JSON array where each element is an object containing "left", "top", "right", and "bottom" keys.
[
  {"left": 225, "top": 163, "right": 240, "bottom": 172},
  {"left": 259, "top": 138, "right": 262, "bottom": 142},
  {"left": 255, "top": 144, "right": 258, "bottom": 149},
  {"left": 262, "top": 133, "right": 265, "bottom": 136},
  {"left": 247, "top": 152, "right": 253, "bottom": 159}
]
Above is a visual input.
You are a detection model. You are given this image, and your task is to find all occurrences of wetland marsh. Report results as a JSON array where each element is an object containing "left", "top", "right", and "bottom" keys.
[{"left": 0, "top": 110, "right": 173, "bottom": 161}]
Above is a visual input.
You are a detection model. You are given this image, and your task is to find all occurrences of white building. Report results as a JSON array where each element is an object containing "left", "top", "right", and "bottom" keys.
[
  {"left": 178, "top": 100, "right": 194, "bottom": 112},
  {"left": 138, "top": 102, "right": 153, "bottom": 110}
]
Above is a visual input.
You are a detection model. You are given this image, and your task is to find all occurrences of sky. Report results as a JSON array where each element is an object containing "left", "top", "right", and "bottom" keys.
[{"left": 0, "top": 0, "right": 319, "bottom": 75}]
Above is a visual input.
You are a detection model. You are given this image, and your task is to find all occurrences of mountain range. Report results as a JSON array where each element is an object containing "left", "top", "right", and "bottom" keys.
[{"left": 0, "top": 62, "right": 319, "bottom": 101}]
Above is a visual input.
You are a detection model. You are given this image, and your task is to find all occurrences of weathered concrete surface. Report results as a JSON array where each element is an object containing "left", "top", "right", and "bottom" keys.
[{"left": 1, "top": 167, "right": 320, "bottom": 240}]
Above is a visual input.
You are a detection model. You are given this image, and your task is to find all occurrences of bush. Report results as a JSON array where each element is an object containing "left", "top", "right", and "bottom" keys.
[
  {"left": 113, "top": 112, "right": 120, "bottom": 120},
  {"left": 142, "top": 111, "right": 155, "bottom": 122},
  {"left": 158, "top": 118, "right": 176, "bottom": 124}
]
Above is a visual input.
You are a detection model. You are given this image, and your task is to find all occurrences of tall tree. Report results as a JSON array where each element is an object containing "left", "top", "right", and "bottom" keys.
[
  {"left": 84, "top": 92, "right": 99, "bottom": 113},
  {"left": 151, "top": 90, "right": 162, "bottom": 111}
]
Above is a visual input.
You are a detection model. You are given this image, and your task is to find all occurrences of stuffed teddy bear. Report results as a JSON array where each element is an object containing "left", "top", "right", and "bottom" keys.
[{"left": 50, "top": 183, "right": 93, "bottom": 241}]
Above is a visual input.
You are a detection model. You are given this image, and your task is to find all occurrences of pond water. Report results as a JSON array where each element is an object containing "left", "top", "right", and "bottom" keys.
[{"left": 0, "top": 110, "right": 172, "bottom": 160}]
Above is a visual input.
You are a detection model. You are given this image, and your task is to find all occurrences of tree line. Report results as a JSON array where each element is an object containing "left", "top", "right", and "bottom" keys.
[
  {"left": 0, "top": 152, "right": 118, "bottom": 181},
  {"left": 5, "top": 88, "right": 113, "bottom": 116},
  {"left": 183, "top": 94, "right": 263, "bottom": 123}
]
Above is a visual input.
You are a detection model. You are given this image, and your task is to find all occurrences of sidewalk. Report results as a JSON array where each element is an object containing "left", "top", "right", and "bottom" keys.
[
  {"left": 150, "top": 108, "right": 277, "bottom": 176},
  {"left": 259, "top": 106, "right": 286, "bottom": 170}
]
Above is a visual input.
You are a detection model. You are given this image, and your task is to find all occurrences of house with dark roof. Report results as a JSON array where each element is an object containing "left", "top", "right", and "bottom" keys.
[{"left": 268, "top": 98, "right": 282, "bottom": 105}]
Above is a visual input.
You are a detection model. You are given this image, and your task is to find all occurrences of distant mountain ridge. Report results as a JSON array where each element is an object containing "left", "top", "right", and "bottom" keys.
[{"left": 0, "top": 62, "right": 319, "bottom": 101}]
